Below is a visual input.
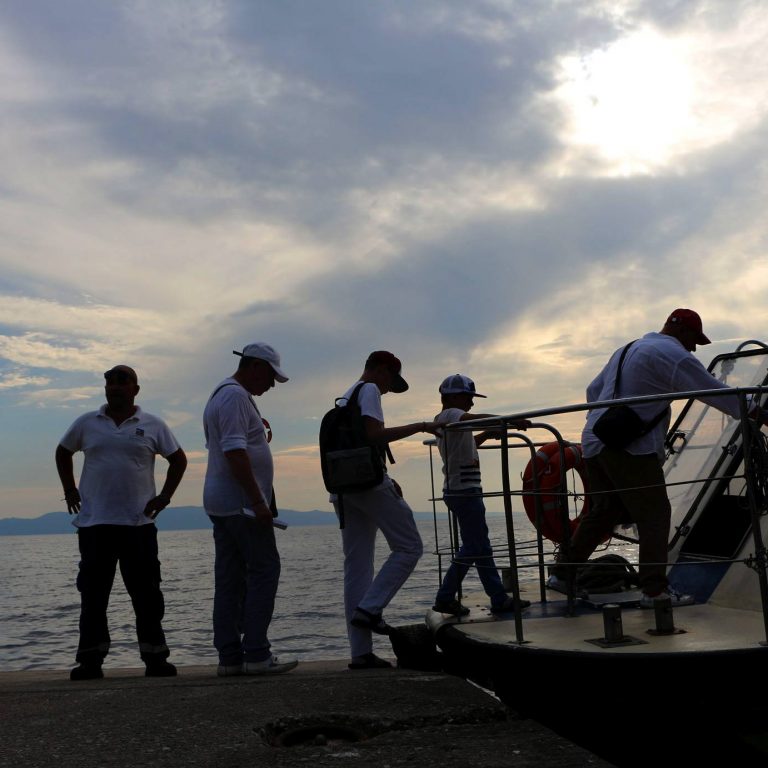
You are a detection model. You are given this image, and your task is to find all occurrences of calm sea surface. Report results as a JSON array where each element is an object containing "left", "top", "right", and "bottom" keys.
[{"left": 1, "top": 516, "right": 551, "bottom": 672}]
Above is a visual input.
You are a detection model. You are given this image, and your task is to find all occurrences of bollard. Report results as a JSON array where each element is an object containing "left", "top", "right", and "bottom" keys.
[
  {"left": 602, "top": 603, "right": 624, "bottom": 643},
  {"left": 653, "top": 595, "right": 676, "bottom": 634}
]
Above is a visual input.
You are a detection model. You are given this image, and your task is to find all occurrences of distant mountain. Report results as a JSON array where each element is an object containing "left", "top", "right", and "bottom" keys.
[
  {"left": 0, "top": 506, "right": 439, "bottom": 536},
  {"left": 0, "top": 511, "right": 78, "bottom": 536},
  {"left": 0, "top": 506, "right": 338, "bottom": 536}
]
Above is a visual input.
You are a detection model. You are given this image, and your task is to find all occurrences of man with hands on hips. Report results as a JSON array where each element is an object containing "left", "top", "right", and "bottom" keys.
[{"left": 56, "top": 364, "right": 187, "bottom": 681}]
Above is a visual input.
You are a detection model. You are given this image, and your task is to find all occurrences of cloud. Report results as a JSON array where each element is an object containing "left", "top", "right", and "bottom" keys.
[{"left": 2, "top": 1, "right": 768, "bottom": 517}]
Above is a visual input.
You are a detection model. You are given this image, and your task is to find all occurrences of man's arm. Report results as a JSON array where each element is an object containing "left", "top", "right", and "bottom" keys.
[
  {"left": 55, "top": 444, "right": 81, "bottom": 515},
  {"left": 674, "top": 357, "right": 746, "bottom": 419},
  {"left": 364, "top": 417, "right": 437, "bottom": 445},
  {"left": 143, "top": 448, "right": 188, "bottom": 520},
  {"left": 463, "top": 413, "right": 531, "bottom": 446},
  {"left": 223, "top": 448, "right": 272, "bottom": 524}
]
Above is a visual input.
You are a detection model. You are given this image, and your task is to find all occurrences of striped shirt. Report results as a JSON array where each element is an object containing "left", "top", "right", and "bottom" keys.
[{"left": 435, "top": 407, "right": 482, "bottom": 492}]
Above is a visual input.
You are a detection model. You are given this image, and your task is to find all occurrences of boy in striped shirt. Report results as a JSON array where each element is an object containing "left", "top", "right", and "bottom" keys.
[{"left": 432, "top": 374, "right": 530, "bottom": 616}]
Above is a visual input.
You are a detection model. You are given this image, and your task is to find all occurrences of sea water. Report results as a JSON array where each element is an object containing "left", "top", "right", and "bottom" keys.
[
  {"left": 2, "top": 512, "right": 630, "bottom": 673},
  {"left": 2, "top": 516, "right": 550, "bottom": 672}
]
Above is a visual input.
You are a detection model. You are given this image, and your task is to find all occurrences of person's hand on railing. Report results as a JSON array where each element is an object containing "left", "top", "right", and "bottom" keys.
[
  {"left": 510, "top": 419, "right": 532, "bottom": 431},
  {"left": 748, "top": 406, "right": 768, "bottom": 428}
]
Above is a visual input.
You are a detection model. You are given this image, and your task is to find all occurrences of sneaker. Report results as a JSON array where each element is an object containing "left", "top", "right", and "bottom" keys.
[
  {"left": 546, "top": 574, "right": 590, "bottom": 599},
  {"left": 217, "top": 663, "right": 244, "bottom": 677},
  {"left": 350, "top": 607, "right": 392, "bottom": 635},
  {"left": 490, "top": 596, "right": 532, "bottom": 614},
  {"left": 348, "top": 652, "right": 393, "bottom": 670},
  {"left": 432, "top": 599, "right": 470, "bottom": 617},
  {"left": 546, "top": 574, "right": 568, "bottom": 590},
  {"left": 639, "top": 589, "right": 694, "bottom": 609},
  {"left": 243, "top": 655, "right": 298, "bottom": 675},
  {"left": 145, "top": 660, "right": 177, "bottom": 678},
  {"left": 70, "top": 663, "right": 103, "bottom": 681}
]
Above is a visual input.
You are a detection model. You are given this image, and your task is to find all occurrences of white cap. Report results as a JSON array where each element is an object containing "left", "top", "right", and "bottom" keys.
[
  {"left": 439, "top": 374, "right": 486, "bottom": 398},
  {"left": 233, "top": 342, "right": 289, "bottom": 382}
]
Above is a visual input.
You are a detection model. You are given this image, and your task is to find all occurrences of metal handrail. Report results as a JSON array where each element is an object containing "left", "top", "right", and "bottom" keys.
[{"left": 428, "top": 378, "right": 768, "bottom": 646}]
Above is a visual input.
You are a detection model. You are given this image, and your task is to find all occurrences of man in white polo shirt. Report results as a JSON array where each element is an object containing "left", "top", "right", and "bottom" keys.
[
  {"left": 554, "top": 309, "right": 761, "bottom": 607},
  {"left": 56, "top": 365, "right": 188, "bottom": 680}
]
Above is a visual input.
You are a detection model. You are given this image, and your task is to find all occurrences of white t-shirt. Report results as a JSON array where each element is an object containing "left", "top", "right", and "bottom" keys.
[
  {"left": 582, "top": 332, "right": 741, "bottom": 459},
  {"left": 329, "top": 381, "right": 386, "bottom": 499},
  {"left": 59, "top": 405, "right": 181, "bottom": 527},
  {"left": 338, "top": 381, "right": 385, "bottom": 423},
  {"left": 203, "top": 378, "right": 273, "bottom": 516},
  {"left": 435, "top": 407, "right": 481, "bottom": 492}
]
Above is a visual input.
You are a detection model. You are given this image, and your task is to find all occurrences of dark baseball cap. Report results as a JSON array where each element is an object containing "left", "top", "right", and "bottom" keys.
[{"left": 365, "top": 351, "right": 409, "bottom": 393}]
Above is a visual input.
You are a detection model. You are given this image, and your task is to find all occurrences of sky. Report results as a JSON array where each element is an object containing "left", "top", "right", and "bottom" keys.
[{"left": 2, "top": 0, "right": 768, "bottom": 520}]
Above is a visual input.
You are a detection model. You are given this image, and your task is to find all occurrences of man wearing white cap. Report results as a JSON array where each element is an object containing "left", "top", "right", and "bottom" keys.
[
  {"left": 433, "top": 375, "right": 530, "bottom": 616},
  {"left": 203, "top": 342, "right": 297, "bottom": 676}
]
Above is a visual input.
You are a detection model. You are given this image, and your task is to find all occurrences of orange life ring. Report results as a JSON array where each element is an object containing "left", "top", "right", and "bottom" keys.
[{"left": 522, "top": 442, "right": 590, "bottom": 544}]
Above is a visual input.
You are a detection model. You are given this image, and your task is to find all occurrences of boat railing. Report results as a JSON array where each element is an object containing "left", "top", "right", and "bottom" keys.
[{"left": 426, "top": 384, "right": 768, "bottom": 645}]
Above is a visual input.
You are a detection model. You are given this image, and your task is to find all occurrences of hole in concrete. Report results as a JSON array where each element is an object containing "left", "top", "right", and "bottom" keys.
[
  {"left": 260, "top": 716, "right": 381, "bottom": 748},
  {"left": 277, "top": 724, "right": 365, "bottom": 747}
]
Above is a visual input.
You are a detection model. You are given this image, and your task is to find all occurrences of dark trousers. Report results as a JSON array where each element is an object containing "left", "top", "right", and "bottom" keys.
[
  {"left": 562, "top": 448, "right": 671, "bottom": 596},
  {"left": 75, "top": 524, "right": 169, "bottom": 665}
]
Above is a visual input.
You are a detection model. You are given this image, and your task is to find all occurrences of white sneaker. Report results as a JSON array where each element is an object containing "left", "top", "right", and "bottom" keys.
[
  {"left": 640, "top": 589, "right": 694, "bottom": 608},
  {"left": 546, "top": 574, "right": 567, "bottom": 590},
  {"left": 243, "top": 654, "right": 298, "bottom": 675}
]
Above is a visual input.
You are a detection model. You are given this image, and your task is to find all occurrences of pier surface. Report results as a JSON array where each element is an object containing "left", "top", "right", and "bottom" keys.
[{"left": 0, "top": 661, "right": 612, "bottom": 767}]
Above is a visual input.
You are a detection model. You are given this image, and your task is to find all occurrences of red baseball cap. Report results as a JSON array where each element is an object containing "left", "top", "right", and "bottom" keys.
[{"left": 666, "top": 308, "right": 711, "bottom": 345}]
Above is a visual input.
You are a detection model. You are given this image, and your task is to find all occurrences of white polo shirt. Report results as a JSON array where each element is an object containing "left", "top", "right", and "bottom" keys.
[
  {"left": 582, "top": 332, "right": 741, "bottom": 459},
  {"left": 203, "top": 378, "right": 274, "bottom": 516},
  {"left": 59, "top": 405, "right": 181, "bottom": 527}
]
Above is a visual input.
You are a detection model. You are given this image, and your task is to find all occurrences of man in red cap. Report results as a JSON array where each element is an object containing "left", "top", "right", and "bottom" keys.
[
  {"left": 552, "top": 309, "right": 759, "bottom": 607},
  {"left": 333, "top": 351, "right": 437, "bottom": 669}
]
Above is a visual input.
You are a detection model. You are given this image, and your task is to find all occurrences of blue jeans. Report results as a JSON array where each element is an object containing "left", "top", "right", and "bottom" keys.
[
  {"left": 435, "top": 490, "right": 506, "bottom": 608},
  {"left": 210, "top": 515, "right": 281, "bottom": 665}
]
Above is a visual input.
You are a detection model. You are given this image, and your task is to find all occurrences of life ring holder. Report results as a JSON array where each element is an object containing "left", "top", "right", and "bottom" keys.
[{"left": 522, "top": 441, "right": 590, "bottom": 544}]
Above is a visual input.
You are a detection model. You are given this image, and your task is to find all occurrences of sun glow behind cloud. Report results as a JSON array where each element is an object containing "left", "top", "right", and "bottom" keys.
[
  {"left": 552, "top": 21, "right": 768, "bottom": 176},
  {"left": 554, "top": 29, "right": 695, "bottom": 174}
]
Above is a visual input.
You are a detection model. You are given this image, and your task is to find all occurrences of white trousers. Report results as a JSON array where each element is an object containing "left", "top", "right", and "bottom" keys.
[{"left": 335, "top": 477, "right": 423, "bottom": 658}]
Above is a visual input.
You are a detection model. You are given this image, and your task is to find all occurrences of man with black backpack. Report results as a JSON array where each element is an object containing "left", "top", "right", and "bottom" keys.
[{"left": 330, "top": 351, "right": 437, "bottom": 669}]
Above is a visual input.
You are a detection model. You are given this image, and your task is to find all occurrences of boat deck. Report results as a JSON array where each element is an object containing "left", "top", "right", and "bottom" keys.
[{"left": 427, "top": 584, "right": 768, "bottom": 656}]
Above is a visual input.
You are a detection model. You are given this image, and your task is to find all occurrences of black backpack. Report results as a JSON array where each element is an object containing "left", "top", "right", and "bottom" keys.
[
  {"left": 576, "top": 554, "right": 639, "bottom": 594},
  {"left": 319, "top": 382, "right": 385, "bottom": 496}
]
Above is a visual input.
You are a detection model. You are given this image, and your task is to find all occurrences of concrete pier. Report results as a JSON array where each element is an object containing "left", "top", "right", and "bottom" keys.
[{"left": 0, "top": 661, "right": 612, "bottom": 767}]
